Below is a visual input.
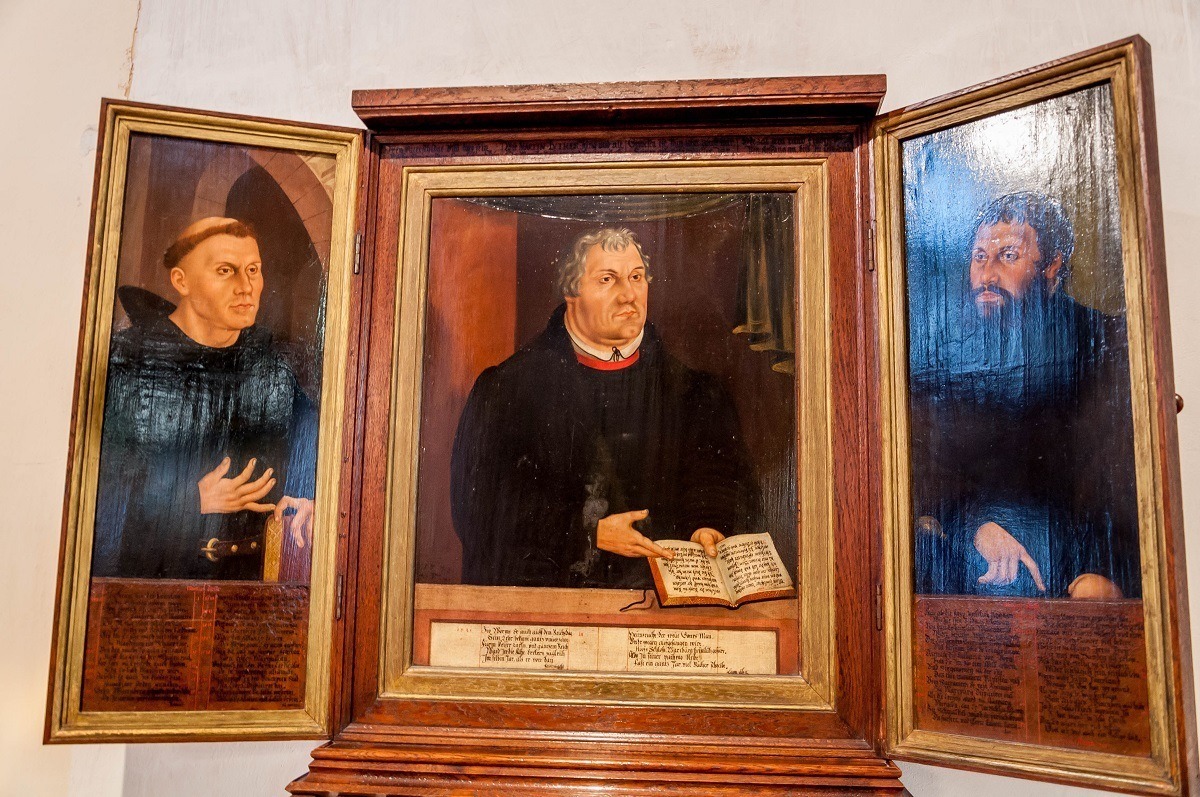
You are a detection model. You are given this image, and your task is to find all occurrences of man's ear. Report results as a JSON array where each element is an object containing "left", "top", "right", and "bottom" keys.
[
  {"left": 1043, "top": 253, "right": 1064, "bottom": 294},
  {"left": 169, "top": 266, "right": 189, "bottom": 297}
]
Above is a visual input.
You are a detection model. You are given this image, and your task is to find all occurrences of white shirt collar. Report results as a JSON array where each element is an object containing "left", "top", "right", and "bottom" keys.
[{"left": 566, "top": 325, "right": 644, "bottom": 362}]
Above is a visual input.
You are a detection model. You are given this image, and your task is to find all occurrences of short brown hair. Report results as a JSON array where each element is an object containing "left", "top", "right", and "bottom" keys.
[{"left": 163, "top": 220, "right": 258, "bottom": 270}]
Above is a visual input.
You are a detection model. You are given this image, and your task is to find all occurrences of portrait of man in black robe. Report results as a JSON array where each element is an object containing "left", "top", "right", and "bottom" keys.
[
  {"left": 450, "top": 227, "right": 755, "bottom": 589},
  {"left": 910, "top": 192, "right": 1141, "bottom": 599},
  {"left": 91, "top": 217, "right": 317, "bottom": 581}
]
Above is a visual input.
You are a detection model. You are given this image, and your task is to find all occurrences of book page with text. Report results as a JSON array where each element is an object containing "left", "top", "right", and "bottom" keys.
[
  {"left": 714, "top": 533, "right": 794, "bottom": 603},
  {"left": 653, "top": 541, "right": 731, "bottom": 603}
]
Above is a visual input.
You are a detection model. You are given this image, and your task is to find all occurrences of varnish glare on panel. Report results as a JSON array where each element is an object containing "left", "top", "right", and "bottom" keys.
[
  {"left": 877, "top": 39, "right": 1194, "bottom": 795},
  {"left": 903, "top": 84, "right": 1150, "bottom": 756}
]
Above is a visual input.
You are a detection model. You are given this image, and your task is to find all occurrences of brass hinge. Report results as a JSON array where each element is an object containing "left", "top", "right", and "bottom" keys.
[
  {"left": 867, "top": 220, "right": 877, "bottom": 273},
  {"left": 335, "top": 574, "right": 345, "bottom": 620},
  {"left": 875, "top": 583, "right": 884, "bottom": 631},
  {"left": 352, "top": 231, "right": 364, "bottom": 275}
]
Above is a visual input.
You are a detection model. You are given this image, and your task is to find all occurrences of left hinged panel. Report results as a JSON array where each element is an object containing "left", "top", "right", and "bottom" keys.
[{"left": 46, "top": 101, "right": 363, "bottom": 742}]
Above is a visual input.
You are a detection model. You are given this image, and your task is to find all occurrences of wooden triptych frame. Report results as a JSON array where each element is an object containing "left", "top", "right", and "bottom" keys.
[{"left": 43, "top": 35, "right": 1197, "bottom": 797}]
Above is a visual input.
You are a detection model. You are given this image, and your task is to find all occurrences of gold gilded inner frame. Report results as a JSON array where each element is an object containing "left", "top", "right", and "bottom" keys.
[
  {"left": 47, "top": 104, "right": 361, "bottom": 741},
  {"left": 875, "top": 42, "right": 1181, "bottom": 792},
  {"left": 380, "top": 160, "right": 836, "bottom": 710}
]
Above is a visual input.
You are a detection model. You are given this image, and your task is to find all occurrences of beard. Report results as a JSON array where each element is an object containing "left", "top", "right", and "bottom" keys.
[
  {"left": 945, "top": 280, "right": 1073, "bottom": 405},
  {"left": 969, "top": 280, "right": 1056, "bottom": 332},
  {"left": 970, "top": 284, "right": 1016, "bottom": 320}
]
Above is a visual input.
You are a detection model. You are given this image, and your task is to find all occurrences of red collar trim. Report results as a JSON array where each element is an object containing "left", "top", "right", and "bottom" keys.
[{"left": 575, "top": 349, "right": 640, "bottom": 371}]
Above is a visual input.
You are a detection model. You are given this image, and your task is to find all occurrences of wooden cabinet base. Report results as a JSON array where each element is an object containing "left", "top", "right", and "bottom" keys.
[{"left": 287, "top": 737, "right": 908, "bottom": 796}]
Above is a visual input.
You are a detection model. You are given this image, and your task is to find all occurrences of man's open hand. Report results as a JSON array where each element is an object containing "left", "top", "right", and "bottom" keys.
[
  {"left": 274, "top": 496, "right": 315, "bottom": 548},
  {"left": 597, "top": 509, "right": 672, "bottom": 558},
  {"left": 198, "top": 457, "right": 276, "bottom": 515},
  {"left": 690, "top": 527, "right": 725, "bottom": 556},
  {"left": 974, "top": 521, "right": 1046, "bottom": 591}
]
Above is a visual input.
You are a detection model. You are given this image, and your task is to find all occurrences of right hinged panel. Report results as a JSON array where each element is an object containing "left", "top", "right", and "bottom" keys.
[{"left": 874, "top": 36, "right": 1197, "bottom": 795}]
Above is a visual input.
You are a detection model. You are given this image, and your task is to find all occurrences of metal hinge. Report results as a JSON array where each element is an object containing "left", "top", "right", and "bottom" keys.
[
  {"left": 335, "top": 574, "right": 345, "bottom": 620},
  {"left": 352, "top": 231, "right": 364, "bottom": 275},
  {"left": 875, "top": 583, "right": 884, "bottom": 631},
  {"left": 867, "top": 220, "right": 877, "bottom": 273}
]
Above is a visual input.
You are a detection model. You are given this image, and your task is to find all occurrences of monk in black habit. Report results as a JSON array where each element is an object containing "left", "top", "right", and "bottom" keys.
[
  {"left": 451, "top": 227, "right": 754, "bottom": 589},
  {"left": 92, "top": 218, "right": 317, "bottom": 580}
]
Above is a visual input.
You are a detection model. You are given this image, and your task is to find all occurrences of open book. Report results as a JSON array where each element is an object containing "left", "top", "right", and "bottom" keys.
[{"left": 647, "top": 532, "right": 795, "bottom": 608}]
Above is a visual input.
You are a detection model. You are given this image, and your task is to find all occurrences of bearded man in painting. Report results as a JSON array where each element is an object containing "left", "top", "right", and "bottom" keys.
[
  {"left": 911, "top": 192, "right": 1141, "bottom": 599},
  {"left": 451, "top": 227, "right": 754, "bottom": 588},
  {"left": 91, "top": 217, "right": 316, "bottom": 580}
]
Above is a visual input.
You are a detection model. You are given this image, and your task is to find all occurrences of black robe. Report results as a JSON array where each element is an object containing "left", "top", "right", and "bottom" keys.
[
  {"left": 91, "top": 289, "right": 317, "bottom": 580},
  {"left": 451, "top": 306, "right": 754, "bottom": 588},
  {"left": 910, "top": 292, "right": 1141, "bottom": 598}
]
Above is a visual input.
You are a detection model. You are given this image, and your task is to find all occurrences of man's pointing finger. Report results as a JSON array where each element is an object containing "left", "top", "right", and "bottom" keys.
[
  {"left": 1021, "top": 551, "right": 1047, "bottom": 592},
  {"left": 640, "top": 536, "right": 671, "bottom": 559}
]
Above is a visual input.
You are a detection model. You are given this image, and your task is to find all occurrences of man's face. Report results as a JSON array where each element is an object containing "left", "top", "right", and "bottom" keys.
[
  {"left": 564, "top": 243, "right": 649, "bottom": 347},
  {"left": 171, "top": 234, "right": 264, "bottom": 336},
  {"left": 969, "top": 220, "right": 1060, "bottom": 319}
]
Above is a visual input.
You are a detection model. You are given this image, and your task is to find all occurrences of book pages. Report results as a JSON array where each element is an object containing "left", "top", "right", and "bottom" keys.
[
  {"left": 653, "top": 541, "right": 730, "bottom": 603},
  {"left": 714, "top": 533, "right": 794, "bottom": 603}
]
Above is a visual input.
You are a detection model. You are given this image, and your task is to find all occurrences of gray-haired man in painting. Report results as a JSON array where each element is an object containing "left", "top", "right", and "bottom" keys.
[
  {"left": 450, "top": 227, "right": 754, "bottom": 588},
  {"left": 911, "top": 192, "right": 1141, "bottom": 599},
  {"left": 91, "top": 217, "right": 317, "bottom": 580}
]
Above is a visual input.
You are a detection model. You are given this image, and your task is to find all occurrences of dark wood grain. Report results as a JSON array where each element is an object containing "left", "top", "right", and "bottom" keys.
[
  {"left": 293, "top": 719, "right": 906, "bottom": 796},
  {"left": 354, "top": 75, "right": 886, "bottom": 132},
  {"left": 829, "top": 140, "right": 880, "bottom": 748},
  {"left": 328, "top": 130, "right": 376, "bottom": 734},
  {"left": 859, "top": 124, "right": 889, "bottom": 754},
  {"left": 348, "top": 152, "right": 403, "bottom": 718}
]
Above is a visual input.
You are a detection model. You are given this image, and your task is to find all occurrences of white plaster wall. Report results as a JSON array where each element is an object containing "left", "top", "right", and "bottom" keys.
[
  {"left": 0, "top": 0, "right": 140, "bottom": 795},
  {"left": 4, "top": 1, "right": 1198, "bottom": 795}
]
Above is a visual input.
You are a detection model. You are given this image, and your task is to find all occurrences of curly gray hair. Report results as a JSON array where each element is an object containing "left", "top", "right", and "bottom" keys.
[{"left": 555, "top": 227, "right": 651, "bottom": 297}]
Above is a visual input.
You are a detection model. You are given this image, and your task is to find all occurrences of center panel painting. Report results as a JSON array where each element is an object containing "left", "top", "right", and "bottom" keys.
[{"left": 407, "top": 188, "right": 805, "bottom": 685}]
